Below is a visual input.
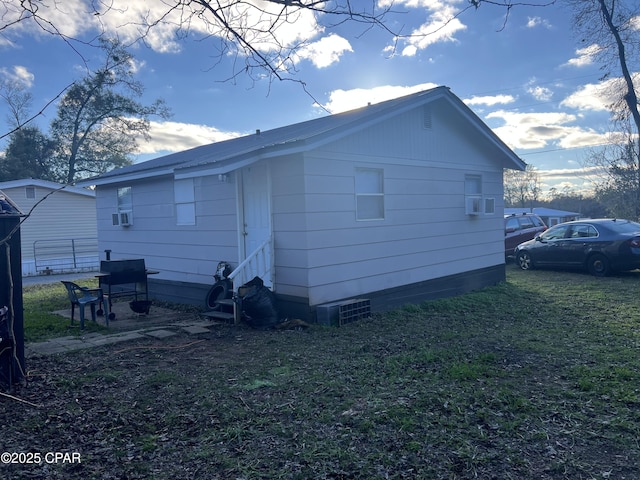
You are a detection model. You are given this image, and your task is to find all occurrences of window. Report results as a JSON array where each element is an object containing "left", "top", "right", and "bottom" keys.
[
  {"left": 531, "top": 216, "right": 545, "bottom": 227},
  {"left": 464, "top": 175, "right": 495, "bottom": 216},
  {"left": 542, "top": 224, "right": 570, "bottom": 241},
  {"left": 113, "top": 186, "right": 133, "bottom": 226},
  {"left": 484, "top": 198, "right": 495, "bottom": 215},
  {"left": 519, "top": 216, "right": 534, "bottom": 229},
  {"left": 506, "top": 217, "right": 519, "bottom": 232},
  {"left": 175, "top": 178, "right": 195, "bottom": 225},
  {"left": 570, "top": 225, "right": 598, "bottom": 238},
  {"left": 464, "top": 174, "right": 482, "bottom": 215},
  {"left": 117, "top": 186, "right": 132, "bottom": 210},
  {"left": 25, "top": 186, "right": 35, "bottom": 199},
  {"left": 355, "top": 168, "right": 384, "bottom": 221},
  {"left": 464, "top": 175, "right": 482, "bottom": 196}
]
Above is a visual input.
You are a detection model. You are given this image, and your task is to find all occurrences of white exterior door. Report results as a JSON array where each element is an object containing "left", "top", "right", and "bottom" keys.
[{"left": 240, "top": 162, "right": 272, "bottom": 286}]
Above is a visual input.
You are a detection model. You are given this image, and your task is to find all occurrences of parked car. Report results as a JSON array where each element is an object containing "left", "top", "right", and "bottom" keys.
[
  {"left": 504, "top": 213, "right": 547, "bottom": 257},
  {"left": 514, "top": 218, "right": 640, "bottom": 276}
]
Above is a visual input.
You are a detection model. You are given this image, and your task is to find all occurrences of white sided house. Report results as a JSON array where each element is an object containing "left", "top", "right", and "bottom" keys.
[
  {"left": 0, "top": 179, "right": 98, "bottom": 276},
  {"left": 80, "top": 87, "right": 526, "bottom": 321}
]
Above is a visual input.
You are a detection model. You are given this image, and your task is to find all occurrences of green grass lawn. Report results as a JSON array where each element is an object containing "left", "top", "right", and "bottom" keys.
[
  {"left": 6, "top": 265, "right": 640, "bottom": 479},
  {"left": 22, "top": 278, "right": 108, "bottom": 342}
]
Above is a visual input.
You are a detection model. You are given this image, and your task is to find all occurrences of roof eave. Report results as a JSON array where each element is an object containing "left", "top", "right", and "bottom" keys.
[{"left": 76, "top": 168, "right": 176, "bottom": 187}]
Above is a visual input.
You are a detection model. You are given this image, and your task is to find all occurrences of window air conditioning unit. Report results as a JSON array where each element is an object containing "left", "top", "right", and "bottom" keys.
[
  {"left": 465, "top": 196, "right": 482, "bottom": 215},
  {"left": 119, "top": 210, "right": 132, "bottom": 226},
  {"left": 113, "top": 211, "right": 133, "bottom": 226}
]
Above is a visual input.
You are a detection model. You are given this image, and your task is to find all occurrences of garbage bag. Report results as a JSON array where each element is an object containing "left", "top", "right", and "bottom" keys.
[{"left": 241, "top": 277, "right": 279, "bottom": 329}]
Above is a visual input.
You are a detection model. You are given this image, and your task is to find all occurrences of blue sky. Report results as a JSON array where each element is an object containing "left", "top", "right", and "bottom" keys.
[{"left": 0, "top": 0, "right": 627, "bottom": 197}]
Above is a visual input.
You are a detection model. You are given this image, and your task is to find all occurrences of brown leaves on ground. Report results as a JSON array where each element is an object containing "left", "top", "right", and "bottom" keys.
[{"left": 2, "top": 267, "right": 640, "bottom": 479}]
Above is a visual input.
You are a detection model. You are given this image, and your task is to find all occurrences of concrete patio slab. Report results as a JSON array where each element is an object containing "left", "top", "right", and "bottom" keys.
[
  {"left": 180, "top": 325, "right": 211, "bottom": 335},
  {"left": 144, "top": 329, "right": 178, "bottom": 339}
]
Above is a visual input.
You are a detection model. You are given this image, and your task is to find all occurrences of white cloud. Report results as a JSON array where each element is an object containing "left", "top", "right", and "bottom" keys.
[
  {"left": 3, "top": 0, "right": 327, "bottom": 59},
  {"left": 136, "top": 121, "right": 241, "bottom": 154},
  {"left": 560, "top": 77, "right": 627, "bottom": 111},
  {"left": 380, "top": 0, "right": 467, "bottom": 55},
  {"left": 322, "top": 83, "right": 439, "bottom": 113},
  {"left": 295, "top": 34, "right": 353, "bottom": 68},
  {"left": 486, "top": 110, "right": 609, "bottom": 150},
  {"left": 400, "top": 45, "right": 419, "bottom": 57},
  {"left": 4, "top": 0, "right": 96, "bottom": 40},
  {"left": 535, "top": 166, "right": 603, "bottom": 195},
  {"left": 538, "top": 166, "right": 602, "bottom": 179},
  {"left": 464, "top": 94, "right": 515, "bottom": 106},
  {"left": 526, "top": 17, "right": 552, "bottom": 29},
  {"left": 556, "top": 128, "right": 610, "bottom": 149},
  {"left": 565, "top": 44, "right": 602, "bottom": 67},
  {"left": 0, "top": 65, "right": 35, "bottom": 88},
  {"left": 527, "top": 85, "right": 553, "bottom": 102}
]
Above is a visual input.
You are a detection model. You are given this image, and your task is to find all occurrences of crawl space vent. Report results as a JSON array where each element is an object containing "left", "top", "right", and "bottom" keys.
[{"left": 316, "top": 298, "right": 371, "bottom": 326}]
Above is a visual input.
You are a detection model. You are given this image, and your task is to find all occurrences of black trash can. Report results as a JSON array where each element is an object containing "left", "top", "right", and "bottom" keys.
[{"left": 0, "top": 193, "right": 25, "bottom": 389}]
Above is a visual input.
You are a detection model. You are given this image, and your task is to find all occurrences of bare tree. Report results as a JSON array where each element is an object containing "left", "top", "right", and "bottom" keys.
[
  {"left": 569, "top": 0, "right": 640, "bottom": 218},
  {"left": 0, "top": 80, "right": 32, "bottom": 129},
  {"left": 589, "top": 125, "right": 640, "bottom": 219},
  {"left": 504, "top": 164, "right": 541, "bottom": 208}
]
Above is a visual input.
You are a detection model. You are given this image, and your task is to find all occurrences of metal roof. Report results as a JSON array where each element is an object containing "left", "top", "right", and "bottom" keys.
[
  {"left": 533, "top": 207, "right": 580, "bottom": 217},
  {"left": 78, "top": 86, "right": 526, "bottom": 187},
  {"left": 0, "top": 179, "right": 95, "bottom": 197}
]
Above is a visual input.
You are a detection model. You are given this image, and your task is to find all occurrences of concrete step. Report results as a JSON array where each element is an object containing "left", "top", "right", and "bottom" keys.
[
  {"left": 215, "top": 298, "right": 234, "bottom": 307},
  {"left": 201, "top": 310, "right": 235, "bottom": 322}
]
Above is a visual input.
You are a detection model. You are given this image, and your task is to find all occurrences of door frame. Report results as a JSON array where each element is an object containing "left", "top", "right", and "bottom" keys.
[{"left": 235, "top": 161, "right": 273, "bottom": 281}]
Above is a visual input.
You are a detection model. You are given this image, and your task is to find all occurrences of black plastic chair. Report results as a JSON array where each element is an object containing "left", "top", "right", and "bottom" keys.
[{"left": 61, "top": 281, "right": 103, "bottom": 329}]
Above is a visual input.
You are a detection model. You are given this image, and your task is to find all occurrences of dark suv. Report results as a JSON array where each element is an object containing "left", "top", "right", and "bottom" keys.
[{"left": 505, "top": 213, "right": 547, "bottom": 257}]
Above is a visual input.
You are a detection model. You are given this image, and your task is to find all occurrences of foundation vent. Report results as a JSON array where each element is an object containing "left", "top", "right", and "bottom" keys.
[{"left": 316, "top": 298, "right": 371, "bottom": 326}]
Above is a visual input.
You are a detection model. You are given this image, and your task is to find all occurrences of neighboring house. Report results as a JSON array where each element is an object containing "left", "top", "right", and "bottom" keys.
[
  {"left": 0, "top": 179, "right": 98, "bottom": 276},
  {"left": 505, "top": 207, "right": 580, "bottom": 226},
  {"left": 533, "top": 208, "right": 580, "bottom": 226},
  {"left": 79, "top": 86, "right": 526, "bottom": 321}
]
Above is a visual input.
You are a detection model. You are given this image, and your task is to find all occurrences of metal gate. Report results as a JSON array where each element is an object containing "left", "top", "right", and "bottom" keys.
[{"left": 33, "top": 237, "right": 99, "bottom": 274}]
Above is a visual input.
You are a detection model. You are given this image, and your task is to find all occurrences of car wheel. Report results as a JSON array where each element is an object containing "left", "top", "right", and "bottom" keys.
[
  {"left": 516, "top": 251, "right": 533, "bottom": 271},
  {"left": 587, "top": 253, "right": 610, "bottom": 277}
]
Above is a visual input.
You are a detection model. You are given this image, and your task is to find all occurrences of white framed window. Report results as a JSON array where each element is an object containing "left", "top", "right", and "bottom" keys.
[
  {"left": 464, "top": 174, "right": 482, "bottom": 215},
  {"left": 484, "top": 197, "right": 496, "bottom": 215},
  {"left": 355, "top": 168, "right": 384, "bottom": 221},
  {"left": 464, "top": 175, "right": 495, "bottom": 216},
  {"left": 175, "top": 178, "right": 195, "bottom": 225},
  {"left": 113, "top": 186, "right": 133, "bottom": 226},
  {"left": 117, "top": 186, "right": 132, "bottom": 210},
  {"left": 25, "top": 186, "right": 36, "bottom": 199}
]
